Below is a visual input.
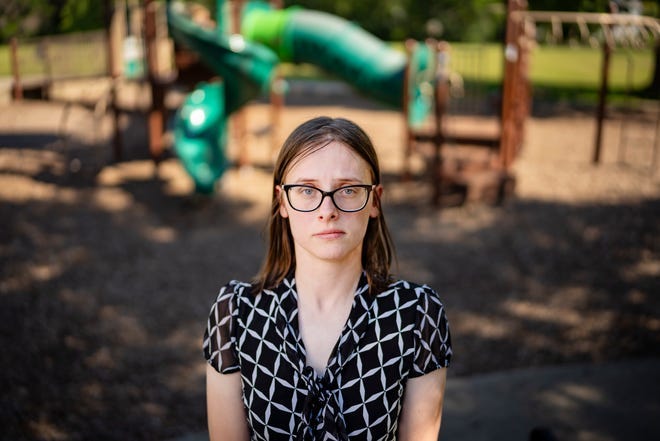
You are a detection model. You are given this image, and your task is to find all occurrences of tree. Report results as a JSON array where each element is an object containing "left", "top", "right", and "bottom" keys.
[
  {"left": 0, "top": 0, "right": 103, "bottom": 43},
  {"left": 283, "top": 0, "right": 505, "bottom": 42}
]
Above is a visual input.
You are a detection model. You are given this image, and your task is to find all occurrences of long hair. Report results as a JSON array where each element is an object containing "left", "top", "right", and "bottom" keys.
[{"left": 252, "top": 116, "right": 396, "bottom": 295}]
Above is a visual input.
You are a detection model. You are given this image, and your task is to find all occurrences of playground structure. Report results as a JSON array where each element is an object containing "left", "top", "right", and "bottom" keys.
[
  {"left": 509, "top": 6, "right": 660, "bottom": 169},
  {"left": 161, "top": 0, "right": 442, "bottom": 193},
  {"left": 7, "top": 0, "right": 660, "bottom": 201},
  {"left": 403, "top": 0, "right": 660, "bottom": 204}
]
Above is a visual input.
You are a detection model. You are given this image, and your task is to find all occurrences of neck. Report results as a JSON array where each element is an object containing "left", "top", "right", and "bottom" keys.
[{"left": 294, "top": 260, "right": 362, "bottom": 310}]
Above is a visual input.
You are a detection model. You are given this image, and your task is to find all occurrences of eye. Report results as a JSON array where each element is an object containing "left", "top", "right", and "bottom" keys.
[
  {"left": 338, "top": 186, "right": 360, "bottom": 197},
  {"left": 293, "top": 186, "right": 317, "bottom": 198}
]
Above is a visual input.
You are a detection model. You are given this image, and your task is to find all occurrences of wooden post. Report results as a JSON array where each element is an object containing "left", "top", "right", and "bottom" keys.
[
  {"left": 231, "top": 0, "right": 249, "bottom": 167},
  {"left": 593, "top": 39, "right": 612, "bottom": 164},
  {"left": 145, "top": 0, "right": 166, "bottom": 162},
  {"left": 269, "top": 0, "right": 284, "bottom": 158},
  {"left": 270, "top": 71, "right": 284, "bottom": 157},
  {"left": 500, "top": 0, "right": 527, "bottom": 170},
  {"left": 10, "top": 37, "right": 22, "bottom": 101},
  {"left": 105, "top": 0, "right": 123, "bottom": 161},
  {"left": 653, "top": 104, "right": 660, "bottom": 177},
  {"left": 430, "top": 39, "right": 446, "bottom": 206},
  {"left": 401, "top": 39, "right": 416, "bottom": 181}
]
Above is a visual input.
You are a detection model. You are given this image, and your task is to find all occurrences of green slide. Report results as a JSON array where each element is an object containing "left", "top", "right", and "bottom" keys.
[
  {"left": 167, "top": 1, "right": 278, "bottom": 193},
  {"left": 241, "top": 3, "right": 436, "bottom": 123}
]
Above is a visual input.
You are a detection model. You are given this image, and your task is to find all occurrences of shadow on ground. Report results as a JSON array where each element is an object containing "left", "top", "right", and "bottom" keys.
[{"left": 1, "top": 94, "right": 658, "bottom": 439}]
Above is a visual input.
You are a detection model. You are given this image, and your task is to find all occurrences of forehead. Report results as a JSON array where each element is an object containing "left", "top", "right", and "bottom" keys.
[{"left": 285, "top": 141, "right": 372, "bottom": 181}]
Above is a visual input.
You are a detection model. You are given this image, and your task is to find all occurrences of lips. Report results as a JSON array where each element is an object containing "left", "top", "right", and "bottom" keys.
[{"left": 314, "top": 229, "right": 345, "bottom": 239}]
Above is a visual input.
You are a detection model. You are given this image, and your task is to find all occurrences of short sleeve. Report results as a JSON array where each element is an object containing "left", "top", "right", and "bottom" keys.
[
  {"left": 202, "top": 281, "right": 243, "bottom": 374},
  {"left": 411, "top": 285, "right": 452, "bottom": 377}
]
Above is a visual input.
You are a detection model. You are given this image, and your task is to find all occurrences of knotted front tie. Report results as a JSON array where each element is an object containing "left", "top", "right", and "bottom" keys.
[{"left": 296, "top": 366, "right": 348, "bottom": 441}]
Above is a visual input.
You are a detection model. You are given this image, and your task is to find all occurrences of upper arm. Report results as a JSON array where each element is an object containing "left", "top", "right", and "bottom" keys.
[
  {"left": 206, "top": 364, "right": 250, "bottom": 441},
  {"left": 398, "top": 368, "right": 448, "bottom": 441}
]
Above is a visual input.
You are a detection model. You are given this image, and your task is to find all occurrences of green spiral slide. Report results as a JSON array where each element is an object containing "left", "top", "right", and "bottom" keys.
[
  {"left": 167, "top": 0, "right": 435, "bottom": 193},
  {"left": 241, "top": 3, "right": 435, "bottom": 114}
]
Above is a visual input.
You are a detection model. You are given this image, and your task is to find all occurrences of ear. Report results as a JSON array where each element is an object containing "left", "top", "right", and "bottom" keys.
[
  {"left": 276, "top": 185, "right": 289, "bottom": 218},
  {"left": 369, "top": 185, "right": 383, "bottom": 218}
]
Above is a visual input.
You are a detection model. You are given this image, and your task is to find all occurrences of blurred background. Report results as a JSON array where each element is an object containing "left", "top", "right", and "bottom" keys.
[{"left": 1, "top": 1, "right": 658, "bottom": 440}]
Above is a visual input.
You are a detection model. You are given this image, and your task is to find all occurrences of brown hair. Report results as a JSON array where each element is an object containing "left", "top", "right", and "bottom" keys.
[{"left": 252, "top": 116, "right": 395, "bottom": 295}]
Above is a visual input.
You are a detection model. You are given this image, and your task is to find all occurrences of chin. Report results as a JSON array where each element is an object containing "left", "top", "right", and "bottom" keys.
[{"left": 315, "top": 247, "right": 361, "bottom": 264}]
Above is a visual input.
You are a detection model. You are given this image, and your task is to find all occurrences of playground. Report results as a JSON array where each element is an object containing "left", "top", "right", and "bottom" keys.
[{"left": 1, "top": 0, "right": 659, "bottom": 440}]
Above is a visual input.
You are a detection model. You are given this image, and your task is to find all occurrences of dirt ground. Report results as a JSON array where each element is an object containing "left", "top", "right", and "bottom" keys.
[{"left": 1, "top": 83, "right": 659, "bottom": 440}]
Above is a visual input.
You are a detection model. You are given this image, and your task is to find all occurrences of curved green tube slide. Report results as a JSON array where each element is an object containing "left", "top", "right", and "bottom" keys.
[
  {"left": 242, "top": 4, "right": 435, "bottom": 120},
  {"left": 244, "top": 8, "right": 398, "bottom": 108}
]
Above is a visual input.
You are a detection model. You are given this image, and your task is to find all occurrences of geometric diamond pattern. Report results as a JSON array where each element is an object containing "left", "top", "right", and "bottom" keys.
[{"left": 203, "top": 273, "right": 452, "bottom": 440}]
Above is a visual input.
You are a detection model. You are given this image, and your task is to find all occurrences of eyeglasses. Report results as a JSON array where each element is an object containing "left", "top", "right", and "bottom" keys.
[{"left": 281, "top": 184, "right": 375, "bottom": 213}]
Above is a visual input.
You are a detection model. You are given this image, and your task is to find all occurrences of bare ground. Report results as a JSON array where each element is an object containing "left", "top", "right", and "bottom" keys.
[{"left": 0, "top": 88, "right": 659, "bottom": 440}]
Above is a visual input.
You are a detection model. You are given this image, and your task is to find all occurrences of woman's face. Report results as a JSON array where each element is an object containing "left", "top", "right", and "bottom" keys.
[{"left": 277, "top": 141, "right": 381, "bottom": 267}]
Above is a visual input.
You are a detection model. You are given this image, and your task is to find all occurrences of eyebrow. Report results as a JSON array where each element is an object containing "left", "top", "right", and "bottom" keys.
[{"left": 288, "top": 177, "right": 366, "bottom": 186}]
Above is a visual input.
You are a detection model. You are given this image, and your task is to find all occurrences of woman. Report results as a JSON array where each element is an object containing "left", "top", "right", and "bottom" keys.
[{"left": 203, "top": 116, "right": 452, "bottom": 440}]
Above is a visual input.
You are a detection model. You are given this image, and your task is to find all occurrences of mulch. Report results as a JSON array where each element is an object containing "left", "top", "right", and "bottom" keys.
[{"left": 1, "top": 91, "right": 659, "bottom": 440}]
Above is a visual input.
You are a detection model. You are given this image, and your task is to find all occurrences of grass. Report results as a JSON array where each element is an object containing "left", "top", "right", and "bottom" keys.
[
  {"left": 0, "top": 31, "right": 107, "bottom": 79},
  {"left": 449, "top": 43, "right": 655, "bottom": 102},
  {"left": 1, "top": 39, "right": 655, "bottom": 103}
]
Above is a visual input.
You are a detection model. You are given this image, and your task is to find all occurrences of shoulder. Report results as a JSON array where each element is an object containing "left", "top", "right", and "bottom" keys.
[
  {"left": 207, "top": 280, "right": 253, "bottom": 318},
  {"left": 382, "top": 279, "right": 443, "bottom": 303},
  {"left": 368, "top": 279, "right": 447, "bottom": 321},
  {"left": 218, "top": 279, "right": 252, "bottom": 297},
  {"left": 212, "top": 278, "right": 291, "bottom": 312}
]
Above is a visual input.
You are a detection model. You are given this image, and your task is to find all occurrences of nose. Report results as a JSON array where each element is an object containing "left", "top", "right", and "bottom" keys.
[{"left": 317, "top": 193, "right": 338, "bottom": 219}]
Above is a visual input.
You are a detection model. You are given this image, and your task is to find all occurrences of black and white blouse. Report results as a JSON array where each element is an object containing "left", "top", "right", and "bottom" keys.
[{"left": 203, "top": 274, "right": 452, "bottom": 440}]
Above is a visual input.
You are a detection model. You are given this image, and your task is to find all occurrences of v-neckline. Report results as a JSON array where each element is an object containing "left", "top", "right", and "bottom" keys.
[{"left": 276, "top": 273, "right": 374, "bottom": 379}]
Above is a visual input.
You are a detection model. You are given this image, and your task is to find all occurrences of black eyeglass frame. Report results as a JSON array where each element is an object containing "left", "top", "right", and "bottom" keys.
[{"left": 281, "top": 184, "right": 376, "bottom": 213}]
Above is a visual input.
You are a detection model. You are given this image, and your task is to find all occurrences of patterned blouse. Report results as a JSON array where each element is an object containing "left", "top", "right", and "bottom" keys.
[{"left": 203, "top": 274, "right": 452, "bottom": 440}]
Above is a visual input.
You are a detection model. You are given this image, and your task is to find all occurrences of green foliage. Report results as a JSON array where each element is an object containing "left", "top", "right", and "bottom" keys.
[
  {"left": 58, "top": 0, "right": 104, "bottom": 33},
  {"left": 0, "top": 0, "right": 104, "bottom": 43},
  {"left": 284, "top": 0, "right": 505, "bottom": 42},
  {"left": 2, "top": 0, "right": 658, "bottom": 44},
  {"left": 527, "top": 0, "right": 610, "bottom": 12},
  {"left": 0, "top": 0, "right": 54, "bottom": 41}
]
